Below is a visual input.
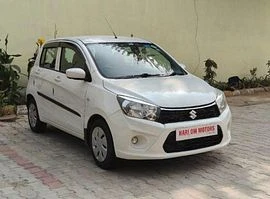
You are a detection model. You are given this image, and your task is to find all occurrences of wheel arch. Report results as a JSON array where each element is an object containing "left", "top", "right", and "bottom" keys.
[
  {"left": 26, "top": 94, "right": 35, "bottom": 105},
  {"left": 85, "top": 114, "right": 117, "bottom": 169},
  {"left": 84, "top": 114, "right": 110, "bottom": 145}
]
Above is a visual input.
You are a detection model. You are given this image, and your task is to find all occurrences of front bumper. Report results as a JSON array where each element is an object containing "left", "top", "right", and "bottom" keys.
[{"left": 108, "top": 106, "right": 231, "bottom": 160}]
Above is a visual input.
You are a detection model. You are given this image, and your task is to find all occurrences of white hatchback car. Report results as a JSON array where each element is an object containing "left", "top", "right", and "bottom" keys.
[{"left": 26, "top": 36, "right": 231, "bottom": 169}]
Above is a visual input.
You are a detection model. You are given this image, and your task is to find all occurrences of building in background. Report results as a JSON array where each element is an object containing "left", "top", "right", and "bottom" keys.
[{"left": 0, "top": 0, "right": 269, "bottom": 83}]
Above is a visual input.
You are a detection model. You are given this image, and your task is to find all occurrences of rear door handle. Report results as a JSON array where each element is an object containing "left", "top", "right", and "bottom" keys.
[{"left": 54, "top": 76, "right": 61, "bottom": 82}]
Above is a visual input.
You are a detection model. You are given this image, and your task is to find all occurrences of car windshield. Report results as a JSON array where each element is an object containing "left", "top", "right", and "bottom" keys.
[{"left": 86, "top": 42, "right": 187, "bottom": 79}]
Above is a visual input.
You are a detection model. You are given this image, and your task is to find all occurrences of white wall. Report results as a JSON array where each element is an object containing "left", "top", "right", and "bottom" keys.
[{"left": 0, "top": 0, "right": 269, "bottom": 83}]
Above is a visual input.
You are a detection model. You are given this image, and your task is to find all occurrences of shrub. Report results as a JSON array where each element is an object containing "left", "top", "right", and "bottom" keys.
[
  {"left": 241, "top": 67, "right": 270, "bottom": 88},
  {"left": 202, "top": 59, "right": 270, "bottom": 91},
  {"left": 203, "top": 58, "right": 217, "bottom": 85},
  {"left": 0, "top": 34, "right": 22, "bottom": 107},
  {"left": 27, "top": 37, "right": 45, "bottom": 77}
]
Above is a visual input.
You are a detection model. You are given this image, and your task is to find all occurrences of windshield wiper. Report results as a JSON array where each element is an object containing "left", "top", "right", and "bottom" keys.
[{"left": 116, "top": 73, "right": 162, "bottom": 79}]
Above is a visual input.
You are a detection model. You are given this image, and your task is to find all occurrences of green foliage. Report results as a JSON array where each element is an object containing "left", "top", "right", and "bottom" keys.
[
  {"left": 0, "top": 34, "right": 22, "bottom": 107},
  {"left": 0, "top": 92, "right": 6, "bottom": 107},
  {"left": 240, "top": 67, "right": 259, "bottom": 88},
  {"left": 211, "top": 81, "right": 229, "bottom": 91},
  {"left": 28, "top": 37, "right": 45, "bottom": 77},
  {"left": 249, "top": 67, "right": 257, "bottom": 80},
  {"left": 203, "top": 58, "right": 217, "bottom": 85},
  {"left": 0, "top": 35, "right": 21, "bottom": 64},
  {"left": 266, "top": 60, "right": 270, "bottom": 78},
  {"left": 241, "top": 67, "right": 270, "bottom": 88},
  {"left": 202, "top": 59, "right": 270, "bottom": 91}
]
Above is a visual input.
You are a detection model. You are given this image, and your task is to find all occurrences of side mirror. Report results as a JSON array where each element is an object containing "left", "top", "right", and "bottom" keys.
[{"left": 66, "top": 68, "right": 86, "bottom": 80}]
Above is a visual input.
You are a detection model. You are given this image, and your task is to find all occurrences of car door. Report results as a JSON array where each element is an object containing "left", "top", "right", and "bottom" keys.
[
  {"left": 34, "top": 43, "right": 61, "bottom": 124},
  {"left": 52, "top": 42, "right": 90, "bottom": 137}
]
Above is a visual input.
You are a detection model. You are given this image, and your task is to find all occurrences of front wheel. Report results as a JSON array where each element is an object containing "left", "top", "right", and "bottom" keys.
[
  {"left": 89, "top": 119, "right": 116, "bottom": 169},
  {"left": 27, "top": 99, "right": 47, "bottom": 133}
]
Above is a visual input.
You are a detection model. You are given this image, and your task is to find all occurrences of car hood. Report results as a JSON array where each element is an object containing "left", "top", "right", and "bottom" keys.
[{"left": 103, "top": 74, "right": 217, "bottom": 108}]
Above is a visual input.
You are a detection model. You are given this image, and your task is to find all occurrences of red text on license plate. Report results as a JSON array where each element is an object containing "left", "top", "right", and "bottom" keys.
[{"left": 176, "top": 125, "right": 218, "bottom": 141}]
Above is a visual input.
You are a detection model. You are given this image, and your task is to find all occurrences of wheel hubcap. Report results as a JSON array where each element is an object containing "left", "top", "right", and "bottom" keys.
[
  {"left": 28, "top": 103, "right": 37, "bottom": 128},
  {"left": 92, "top": 127, "right": 108, "bottom": 162}
]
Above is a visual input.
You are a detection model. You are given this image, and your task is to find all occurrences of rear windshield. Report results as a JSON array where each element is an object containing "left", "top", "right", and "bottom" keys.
[{"left": 86, "top": 42, "right": 187, "bottom": 79}]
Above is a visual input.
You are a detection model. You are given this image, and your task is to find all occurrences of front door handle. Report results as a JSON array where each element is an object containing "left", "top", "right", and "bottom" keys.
[
  {"left": 35, "top": 69, "right": 41, "bottom": 75},
  {"left": 54, "top": 76, "right": 61, "bottom": 82}
]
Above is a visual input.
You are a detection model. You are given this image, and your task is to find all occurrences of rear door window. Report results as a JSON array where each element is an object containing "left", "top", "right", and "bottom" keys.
[{"left": 40, "top": 47, "right": 58, "bottom": 69}]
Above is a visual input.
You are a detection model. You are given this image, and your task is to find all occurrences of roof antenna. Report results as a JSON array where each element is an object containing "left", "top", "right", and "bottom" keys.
[
  {"left": 54, "top": 24, "right": 58, "bottom": 39},
  {"left": 105, "top": 17, "right": 117, "bottom": 39}
]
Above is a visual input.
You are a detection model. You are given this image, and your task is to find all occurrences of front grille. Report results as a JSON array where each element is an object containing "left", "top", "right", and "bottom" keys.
[
  {"left": 163, "top": 126, "right": 223, "bottom": 153},
  {"left": 157, "top": 103, "right": 220, "bottom": 124}
]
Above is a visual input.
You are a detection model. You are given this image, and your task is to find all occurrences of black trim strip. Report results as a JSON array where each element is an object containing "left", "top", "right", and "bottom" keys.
[
  {"left": 37, "top": 92, "right": 81, "bottom": 117},
  {"left": 43, "top": 42, "right": 60, "bottom": 48},
  {"left": 160, "top": 101, "right": 216, "bottom": 110}
]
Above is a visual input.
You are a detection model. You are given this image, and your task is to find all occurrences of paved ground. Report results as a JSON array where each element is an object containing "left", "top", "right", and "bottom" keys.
[{"left": 0, "top": 93, "right": 270, "bottom": 199}]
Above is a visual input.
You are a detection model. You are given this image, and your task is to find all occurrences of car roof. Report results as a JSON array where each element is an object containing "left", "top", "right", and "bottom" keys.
[{"left": 47, "top": 35, "right": 151, "bottom": 44}]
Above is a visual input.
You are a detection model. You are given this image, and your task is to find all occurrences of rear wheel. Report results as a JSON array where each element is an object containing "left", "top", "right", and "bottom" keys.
[
  {"left": 89, "top": 119, "right": 116, "bottom": 169},
  {"left": 27, "top": 99, "right": 46, "bottom": 133}
]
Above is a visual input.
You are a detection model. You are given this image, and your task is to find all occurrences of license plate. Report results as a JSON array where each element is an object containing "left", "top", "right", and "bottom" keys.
[{"left": 176, "top": 125, "right": 218, "bottom": 141}]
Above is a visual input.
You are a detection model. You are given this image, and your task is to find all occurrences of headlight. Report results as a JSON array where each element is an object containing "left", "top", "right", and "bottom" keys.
[
  {"left": 216, "top": 90, "right": 227, "bottom": 114},
  {"left": 117, "top": 95, "right": 160, "bottom": 121}
]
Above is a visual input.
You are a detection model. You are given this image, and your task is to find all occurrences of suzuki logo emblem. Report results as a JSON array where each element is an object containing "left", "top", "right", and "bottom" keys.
[{"left": 189, "top": 110, "right": 197, "bottom": 119}]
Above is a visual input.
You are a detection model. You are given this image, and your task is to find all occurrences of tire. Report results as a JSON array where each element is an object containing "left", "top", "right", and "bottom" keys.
[
  {"left": 27, "top": 99, "right": 47, "bottom": 133},
  {"left": 88, "top": 119, "right": 116, "bottom": 169}
]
